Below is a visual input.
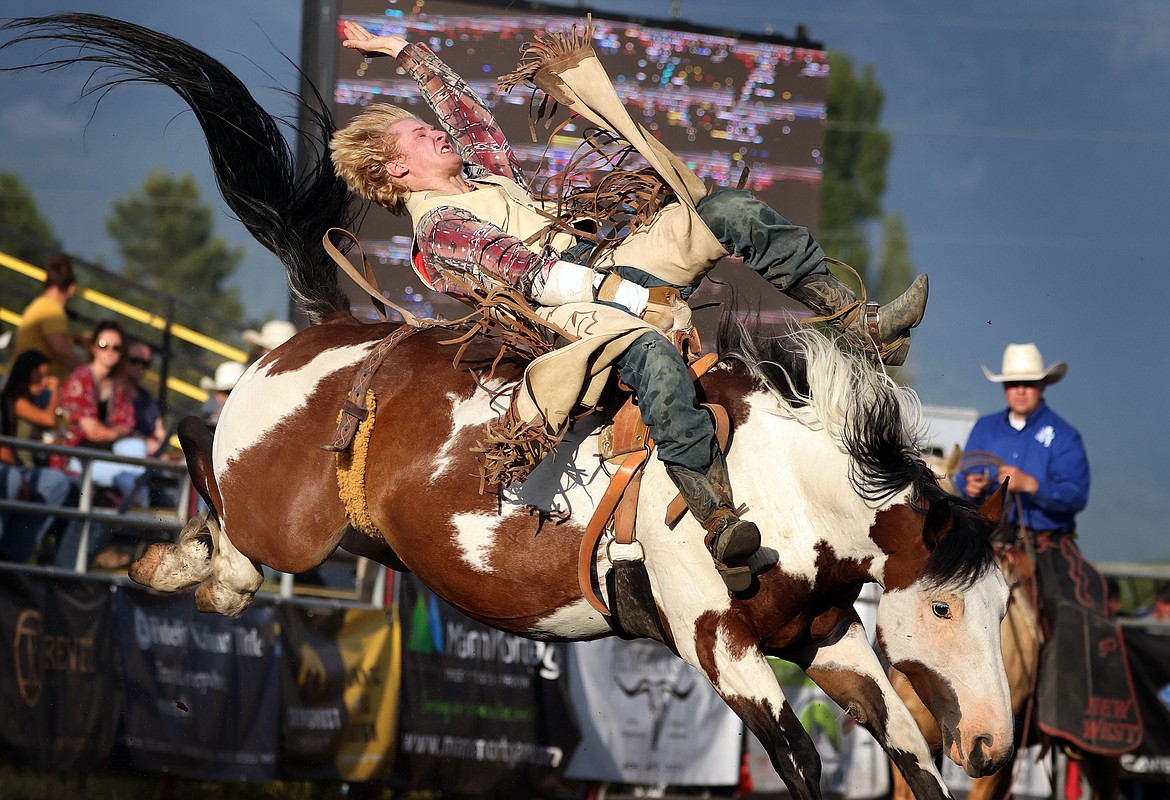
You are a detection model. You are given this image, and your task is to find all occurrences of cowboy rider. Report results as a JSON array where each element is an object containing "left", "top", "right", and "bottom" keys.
[{"left": 328, "top": 22, "right": 929, "bottom": 590}]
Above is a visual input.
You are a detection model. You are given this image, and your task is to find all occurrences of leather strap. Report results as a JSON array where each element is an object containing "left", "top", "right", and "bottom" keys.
[
  {"left": 322, "top": 326, "right": 418, "bottom": 452},
  {"left": 324, "top": 228, "right": 432, "bottom": 328},
  {"left": 578, "top": 447, "right": 650, "bottom": 616}
]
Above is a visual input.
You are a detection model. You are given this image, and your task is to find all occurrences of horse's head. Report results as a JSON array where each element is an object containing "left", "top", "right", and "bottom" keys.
[
  {"left": 874, "top": 481, "right": 1013, "bottom": 778},
  {"left": 710, "top": 318, "right": 1015, "bottom": 776}
]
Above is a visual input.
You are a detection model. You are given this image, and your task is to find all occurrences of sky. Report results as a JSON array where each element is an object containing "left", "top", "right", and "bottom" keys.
[{"left": 1, "top": 0, "right": 1167, "bottom": 564}]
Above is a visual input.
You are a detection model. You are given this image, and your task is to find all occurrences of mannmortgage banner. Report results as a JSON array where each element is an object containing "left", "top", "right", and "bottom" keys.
[
  {"left": 0, "top": 571, "right": 119, "bottom": 770},
  {"left": 565, "top": 638, "right": 742, "bottom": 787},
  {"left": 115, "top": 587, "right": 279, "bottom": 781},
  {"left": 393, "top": 575, "right": 579, "bottom": 796},
  {"left": 279, "top": 603, "right": 401, "bottom": 781}
]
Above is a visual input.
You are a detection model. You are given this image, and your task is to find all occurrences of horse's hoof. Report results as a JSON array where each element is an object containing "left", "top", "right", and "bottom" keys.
[
  {"left": 128, "top": 543, "right": 169, "bottom": 587},
  {"left": 194, "top": 579, "right": 253, "bottom": 619}
]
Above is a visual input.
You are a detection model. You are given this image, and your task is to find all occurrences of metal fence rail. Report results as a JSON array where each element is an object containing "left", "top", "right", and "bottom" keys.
[{"left": 0, "top": 434, "right": 383, "bottom": 608}]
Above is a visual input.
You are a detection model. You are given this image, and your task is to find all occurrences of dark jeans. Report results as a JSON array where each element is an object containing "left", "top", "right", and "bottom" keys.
[
  {"left": 616, "top": 332, "right": 714, "bottom": 472},
  {"left": 0, "top": 464, "right": 76, "bottom": 562},
  {"left": 696, "top": 188, "right": 827, "bottom": 292}
]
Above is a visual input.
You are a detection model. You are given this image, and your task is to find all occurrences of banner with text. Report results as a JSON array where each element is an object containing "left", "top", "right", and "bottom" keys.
[
  {"left": 565, "top": 637, "right": 742, "bottom": 786},
  {"left": 279, "top": 603, "right": 402, "bottom": 781},
  {"left": 0, "top": 571, "right": 119, "bottom": 770},
  {"left": 1119, "top": 626, "right": 1170, "bottom": 784},
  {"left": 393, "top": 575, "right": 579, "bottom": 796},
  {"left": 114, "top": 587, "right": 279, "bottom": 781}
]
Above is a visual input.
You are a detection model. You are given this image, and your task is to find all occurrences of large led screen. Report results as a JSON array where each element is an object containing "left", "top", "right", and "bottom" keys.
[{"left": 332, "top": 0, "right": 827, "bottom": 321}]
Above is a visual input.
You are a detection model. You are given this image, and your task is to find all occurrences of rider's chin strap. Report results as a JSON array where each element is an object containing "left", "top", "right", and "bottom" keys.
[{"left": 323, "top": 228, "right": 430, "bottom": 328}]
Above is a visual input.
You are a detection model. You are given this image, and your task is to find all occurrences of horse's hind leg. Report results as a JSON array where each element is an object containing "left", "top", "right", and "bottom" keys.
[
  {"left": 129, "top": 415, "right": 220, "bottom": 592},
  {"left": 156, "top": 415, "right": 262, "bottom": 618},
  {"left": 192, "top": 512, "right": 263, "bottom": 618}
]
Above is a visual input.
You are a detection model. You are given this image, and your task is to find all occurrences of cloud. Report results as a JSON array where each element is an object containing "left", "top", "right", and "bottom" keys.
[
  {"left": 0, "top": 96, "right": 88, "bottom": 142},
  {"left": 924, "top": 154, "right": 987, "bottom": 197},
  {"left": 1108, "top": 0, "right": 1170, "bottom": 68}
]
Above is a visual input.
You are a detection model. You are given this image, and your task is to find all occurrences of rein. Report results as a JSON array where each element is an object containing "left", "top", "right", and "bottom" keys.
[{"left": 957, "top": 449, "right": 1044, "bottom": 754}]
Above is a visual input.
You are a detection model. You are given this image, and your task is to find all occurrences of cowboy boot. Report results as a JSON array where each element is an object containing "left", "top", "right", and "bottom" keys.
[
  {"left": 665, "top": 452, "right": 760, "bottom": 592},
  {"left": 788, "top": 272, "right": 929, "bottom": 366}
]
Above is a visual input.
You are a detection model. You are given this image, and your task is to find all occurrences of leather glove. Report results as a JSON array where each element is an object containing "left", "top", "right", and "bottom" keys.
[{"left": 641, "top": 287, "right": 693, "bottom": 334}]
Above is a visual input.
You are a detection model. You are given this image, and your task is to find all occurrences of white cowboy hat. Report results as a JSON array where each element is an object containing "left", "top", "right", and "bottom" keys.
[
  {"left": 242, "top": 319, "right": 297, "bottom": 351},
  {"left": 981, "top": 343, "right": 1067, "bottom": 385},
  {"left": 199, "top": 361, "right": 246, "bottom": 393}
]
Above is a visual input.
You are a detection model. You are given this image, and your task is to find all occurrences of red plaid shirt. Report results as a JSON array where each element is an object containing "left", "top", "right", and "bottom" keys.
[
  {"left": 398, "top": 44, "right": 562, "bottom": 298},
  {"left": 59, "top": 363, "right": 135, "bottom": 449}
]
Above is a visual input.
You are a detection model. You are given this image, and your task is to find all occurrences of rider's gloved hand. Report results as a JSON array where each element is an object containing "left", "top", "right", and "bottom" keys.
[
  {"left": 641, "top": 287, "right": 693, "bottom": 334},
  {"left": 533, "top": 261, "right": 650, "bottom": 316}
]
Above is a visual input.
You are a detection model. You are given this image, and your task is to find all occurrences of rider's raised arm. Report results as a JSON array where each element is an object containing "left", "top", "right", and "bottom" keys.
[
  {"left": 395, "top": 43, "right": 527, "bottom": 186},
  {"left": 341, "top": 20, "right": 525, "bottom": 184}
]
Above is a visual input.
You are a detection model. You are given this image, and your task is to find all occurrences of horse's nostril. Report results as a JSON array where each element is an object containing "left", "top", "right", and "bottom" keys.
[{"left": 974, "top": 733, "right": 995, "bottom": 752}]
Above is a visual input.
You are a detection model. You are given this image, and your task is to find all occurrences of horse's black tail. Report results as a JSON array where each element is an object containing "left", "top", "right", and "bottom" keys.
[{"left": 0, "top": 13, "right": 358, "bottom": 322}]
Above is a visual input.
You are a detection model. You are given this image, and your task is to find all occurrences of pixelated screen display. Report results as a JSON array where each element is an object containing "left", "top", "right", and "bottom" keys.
[{"left": 333, "top": 0, "right": 827, "bottom": 320}]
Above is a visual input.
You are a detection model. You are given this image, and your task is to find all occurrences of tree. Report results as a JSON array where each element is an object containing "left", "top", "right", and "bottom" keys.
[
  {"left": 0, "top": 171, "right": 59, "bottom": 263},
  {"left": 819, "top": 52, "right": 895, "bottom": 291},
  {"left": 106, "top": 170, "right": 245, "bottom": 329},
  {"left": 877, "top": 212, "right": 914, "bottom": 306},
  {"left": 0, "top": 172, "right": 60, "bottom": 316}
]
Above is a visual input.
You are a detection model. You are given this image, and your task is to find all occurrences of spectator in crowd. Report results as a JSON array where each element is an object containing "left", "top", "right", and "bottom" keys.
[
  {"left": 59, "top": 319, "right": 136, "bottom": 451},
  {"left": 1, "top": 349, "right": 64, "bottom": 466},
  {"left": 9, "top": 254, "right": 84, "bottom": 381},
  {"left": 122, "top": 338, "right": 167, "bottom": 456},
  {"left": 0, "top": 404, "right": 75, "bottom": 563},
  {"left": 242, "top": 319, "right": 297, "bottom": 362},
  {"left": 199, "top": 361, "right": 245, "bottom": 430},
  {"left": 1136, "top": 582, "right": 1170, "bottom": 624},
  {"left": 110, "top": 338, "right": 168, "bottom": 508},
  {"left": 55, "top": 320, "right": 138, "bottom": 570}
]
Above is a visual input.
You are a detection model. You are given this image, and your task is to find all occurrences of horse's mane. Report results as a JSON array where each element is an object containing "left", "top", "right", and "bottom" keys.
[
  {"left": 715, "top": 312, "right": 929, "bottom": 506},
  {"left": 714, "top": 312, "right": 995, "bottom": 587}
]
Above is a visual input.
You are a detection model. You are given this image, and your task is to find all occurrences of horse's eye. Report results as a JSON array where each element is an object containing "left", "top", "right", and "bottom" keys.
[{"left": 932, "top": 601, "right": 952, "bottom": 619}]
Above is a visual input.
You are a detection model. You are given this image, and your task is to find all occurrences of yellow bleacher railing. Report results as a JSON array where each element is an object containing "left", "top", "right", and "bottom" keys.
[{"left": 0, "top": 250, "right": 263, "bottom": 404}]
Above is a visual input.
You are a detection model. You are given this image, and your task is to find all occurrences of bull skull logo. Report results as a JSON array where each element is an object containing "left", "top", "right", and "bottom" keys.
[{"left": 613, "top": 641, "right": 695, "bottom": 750}]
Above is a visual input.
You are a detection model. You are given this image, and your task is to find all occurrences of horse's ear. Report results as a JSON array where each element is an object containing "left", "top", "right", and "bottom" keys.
[
  {"left": 944, "top": 444, "right": 962, "bottom": 476},
  {"left": 922, "top": 496, "right": 953, "bottom": 550},
  {"left": 978, "top": 478, "right": 1010, "bottom": 525}
]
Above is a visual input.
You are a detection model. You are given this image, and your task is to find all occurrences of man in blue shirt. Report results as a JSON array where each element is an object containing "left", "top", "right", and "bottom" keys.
[
  {"left": 955, "top": 342, "right": 1089, "bottom": 533},
  {"left": 956, "top": 345, "right": 1140, "bottom": 758}
]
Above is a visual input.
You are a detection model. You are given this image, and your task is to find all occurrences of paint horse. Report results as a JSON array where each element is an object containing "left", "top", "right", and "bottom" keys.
[{"left": 4, "top": 14, "right": 1015, "bottom": 800}]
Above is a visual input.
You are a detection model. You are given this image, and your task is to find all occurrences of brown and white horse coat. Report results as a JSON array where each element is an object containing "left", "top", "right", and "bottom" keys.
[
  {"left": 151, "top": 316, "right": 1013, "bottom": 800},
  {"left": 3, "top": 14, "right": 1014, "bottom": 797}
]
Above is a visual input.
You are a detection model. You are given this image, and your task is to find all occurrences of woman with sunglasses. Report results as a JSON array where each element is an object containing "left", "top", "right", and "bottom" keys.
[
  {"left": 58, "top": 319, "right": 136, "bottom": 451},
  {"left": 54, "top": 320, "right": 138, "bottom": 569}
]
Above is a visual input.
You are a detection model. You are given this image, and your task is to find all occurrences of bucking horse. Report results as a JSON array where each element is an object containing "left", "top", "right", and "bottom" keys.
[{"left": 2, "top": 14, "right": 1016, "bottom": 800}]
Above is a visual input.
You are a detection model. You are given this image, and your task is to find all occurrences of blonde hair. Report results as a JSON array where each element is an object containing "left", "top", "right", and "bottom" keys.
[{"left": 330, "top": 104, "right": 419, "bottom": 214}]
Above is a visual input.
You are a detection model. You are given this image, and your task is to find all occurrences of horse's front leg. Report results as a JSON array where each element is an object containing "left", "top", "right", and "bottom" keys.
[
  {"left": 792, "top": 615, "right": 954, "bottom": 800},
  {"left": 686, "top": 613, "right": 824, "bottom": 800}
]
